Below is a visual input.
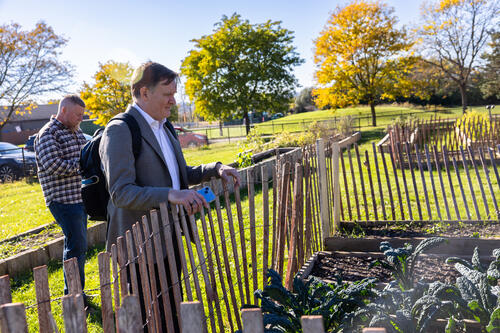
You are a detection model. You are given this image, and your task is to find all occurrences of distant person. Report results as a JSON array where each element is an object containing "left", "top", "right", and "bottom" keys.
[
  {"left": 99, "top": 61, "right": 240, "bottom": 331},
  {"left": 34, "top": 95, "right": 88, "bottom": 300}
]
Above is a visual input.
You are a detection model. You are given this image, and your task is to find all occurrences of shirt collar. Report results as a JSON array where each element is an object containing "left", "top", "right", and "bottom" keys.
[{"left": 133, "top": 103, "right": 166, "bottom": 130}]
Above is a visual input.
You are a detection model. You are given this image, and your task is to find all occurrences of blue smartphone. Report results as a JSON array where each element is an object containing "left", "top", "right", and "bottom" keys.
[{"left": 197, "top": 186, "right": 216, "bottom": 203}]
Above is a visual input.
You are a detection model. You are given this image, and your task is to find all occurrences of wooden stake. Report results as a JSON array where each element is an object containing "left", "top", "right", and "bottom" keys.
[
  {"left": 98, "top": 252, "right": 116, "bottom": 333},
  {"left": 33, "top": 266, "right": 53, "bottom": 333}
]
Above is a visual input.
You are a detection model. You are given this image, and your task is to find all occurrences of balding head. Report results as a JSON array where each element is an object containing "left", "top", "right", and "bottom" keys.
[{"left": 56, "top": 95, "right": 86, "bottom": 131}]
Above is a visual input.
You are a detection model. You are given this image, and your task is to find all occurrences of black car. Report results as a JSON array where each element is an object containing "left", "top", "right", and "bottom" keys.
[{"left": 0, "top": 142, "right": 37, "bottom": 182}]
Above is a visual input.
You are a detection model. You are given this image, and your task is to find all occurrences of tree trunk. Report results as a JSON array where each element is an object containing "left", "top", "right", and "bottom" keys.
[
  {"left": 219, "top": 121, "right": 223, "bottom": 136},
  {"left": 370, "top": 103, "right": 377, "bottom": 127},
  {"left": 244, "top": 112, "right": 251, "bottom": 135},
  {"left": 459, "top": 84, "right": 468, "bottom": 114}
]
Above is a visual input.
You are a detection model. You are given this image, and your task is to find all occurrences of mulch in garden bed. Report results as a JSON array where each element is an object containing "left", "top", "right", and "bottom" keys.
[
  {"left": 310, "top": 252, "right": 462, "bottom": 285},
  {"left": 339, "top": 220, "right": 500, "bottom": 239}
]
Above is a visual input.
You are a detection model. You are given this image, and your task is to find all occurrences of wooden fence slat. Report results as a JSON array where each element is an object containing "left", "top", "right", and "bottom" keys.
[
  {"left": 396, "top": 143, "right": 413, "bottom": 220},
  {"left": 177, "top": 208, "right": 205, "bottom": 317},
  {"left": 354, "top": 144, "right": 369, "bottom": 220},
  {"left": 285, "top": 163, "right": 303, "bottom": 289},
  {"left": 180, "top": 301, "right": 205, "bottom": 333},
  {"left": 467, "top": 147, "right": 491, "bottom": 218},
  {"left": 372, "top": 143, "right": 386, "bottom": 220},
  {"left": 131, "top": 223, "right": 155, "bottom": 333},
  {"left": 414, "top": 145, "right": 432, "bottom": 220},
  {"left": 171, "top": 206, "right": 193, "bottom": 300},
  {"left": 308, "top": 150, "right": 320, "bottom": 252},
  {"left": 424, "top": 144, "right": 442, "bottom": 220},
  {"left": 488, "top": 147, "right": 500, "bottom": 192},
  {"left": 277, "top": 162, "right": 291, "bottom": 276},
  {"left": 365, "top": 150, "right": 378, "bottom": 221},
  {"left": 63, "top": 257, "right": 85, "bottom": 320},
  {"left": 221, "top": 180, "right": 246, "bottom": 306},
  {"left": 460, "top": 146, "right": 482, "bottom": 220},
  {"left": 116, "top": 236, "right": 129, "bottom": 299},
  {"left": 332, "top": 142, "right": 341, "bottom": 230},
  {"left": 347, "top": 148, "right": 361, "bottom": 220},
  {"left": 262, "top": 165, "right": 270, "bottom": 290},
  {"left": 233, "top": 183, "right": 251, "bottom": 305},
  {"left": 197, "top": 208, "right": 225, "bottom": 333},
  {"left": 33, "top": 266, "right": 53, "bottom": 333},
  {"left": 433, "top": 145, "right": 451, "bottom": 220},
  {"left": 212, "top": 180, "right": 243, "bottom": 331},
  {"left": 247, "top": 168, "right": 259, "bottom": 305},
  {"left": 304, "top": 153, "right": 314, "bottom": 257},
  {"left": 451, "top": 155, "right": 471, "bottom": 220},
  {"left": 139, "top": 217, "right": 162, "bottom": 333},
  {"left": 316, "top": 139, "right": 331, "bottom": 237},
  {"left": 0, "top": 275, "right": 11, "bottom": 333},
  {"left": 125, "top": 231, "right": 140, "bottom": 299},
  {"left": 478, "top": 148, "right": 499, "bottom": 219},
  {"left": 98, "top": 252, "right": 115, "bottom": 333},
  {"left": 405, "top": 142, "right": 422, "bottom": 220},
  {"left": 117, "top": 295, "right": 141, "bottom": 333},
  {"left": 442, "top": 146, "right": 461, "bottom": 220},
  {"left": 0, "top": 303, "right": 28, "bottom": 333},
  {"left": 205, "top": 202, "right": 235, "bottom": 333},
  {"left": 311, "top": 149, "right": 323, "bottom": 250},
  {"left": 149, "top": 209, "right": 176, "bottom": 333},
  {"left": 379, "top": 146, "right": 396, "bottom": 220},
  {"left": 62, "top": 294, "right": 86, "bottom": 333},
  {"left": 242, "top": 308, "right": 264, "bottom": 333},
  {"left": 340, "top": 148, "right": 353, "bottom": 220},
  {"left": 301, "top": 315, "right": 325, "bottom": 333},
  {"left": 158, "top": 203, "right": 183, "bottom": 319},
  {"left": 110, "top": 244, "right": 120, "bottom": 311},
  {"left": 388, "top": 145, "right": 405, "bottom": 219}
]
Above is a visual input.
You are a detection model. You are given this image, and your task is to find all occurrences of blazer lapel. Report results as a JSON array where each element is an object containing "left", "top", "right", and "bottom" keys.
[{"left": 126, "top": 106, "right": 168, "bottom": 168}]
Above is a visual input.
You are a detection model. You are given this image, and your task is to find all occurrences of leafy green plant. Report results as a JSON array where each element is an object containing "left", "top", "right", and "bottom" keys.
[
  {"left": 250, "top": 269, "right": 376, "bottom": 332},
  {"left": 372, "top": 237, "right": 446, "bottom": 291},
  {"left": 446, "top": 247, "right": 500, "bottom": 332},
  {"left": 234, "top": 149, "right": 253, "bottom": 168}
]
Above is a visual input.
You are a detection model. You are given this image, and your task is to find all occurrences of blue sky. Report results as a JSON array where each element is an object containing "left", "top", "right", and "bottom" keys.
[{"left": 0, "top": 0, "right": 423, "bottom": 99}]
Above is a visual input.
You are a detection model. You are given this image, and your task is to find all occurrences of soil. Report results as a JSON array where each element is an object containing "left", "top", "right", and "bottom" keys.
[
  {"left": 339, "top": 220, "right": 500, "bottom": 239},
  {"left": 0, "top": 226, "right": 62, "bottom": 260},
  {"left": 310, "top": 252, "right": 461, "bottom": 285}
]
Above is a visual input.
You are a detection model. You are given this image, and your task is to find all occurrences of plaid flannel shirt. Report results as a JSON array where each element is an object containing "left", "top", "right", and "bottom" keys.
[{"left": 35, "top": 117, "right": 87, "bottom": 206}]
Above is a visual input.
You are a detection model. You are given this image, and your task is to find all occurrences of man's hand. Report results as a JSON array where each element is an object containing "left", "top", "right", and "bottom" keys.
[
  {"left": 168, "top": 189, "right": 208, "bottom": 216},
  {"left": 216, "top": 163, "right": 241, "bottom": 187}
]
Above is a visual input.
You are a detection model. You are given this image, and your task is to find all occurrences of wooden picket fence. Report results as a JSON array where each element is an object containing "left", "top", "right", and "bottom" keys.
[
  {"left": 0, "top": 141, "right": 333, "bottom": 332},
  {"left": 326, "top": 141, "right": 500, "bottom": 226},
  {"left": 387, "top": 114, "right": 500, "bottom": 156}
]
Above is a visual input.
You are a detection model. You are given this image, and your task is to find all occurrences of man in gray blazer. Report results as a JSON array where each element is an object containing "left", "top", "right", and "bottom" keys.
[{"left": 99, "top": 61, "right": 239, "bottom": 331}]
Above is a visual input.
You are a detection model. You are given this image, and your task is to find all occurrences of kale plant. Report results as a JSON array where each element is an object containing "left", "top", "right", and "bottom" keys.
[
  {"left": 372, "top": 237, "right": 446, "bottom": 291},
  {"left": 249, "top": 269, "right": 377, "bottom": 333},
  {"left": 446, "top": 247, "right": 500, "bottom": 332}
]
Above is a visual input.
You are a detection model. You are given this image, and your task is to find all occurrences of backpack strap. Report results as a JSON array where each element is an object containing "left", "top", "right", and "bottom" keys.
[{"left": 109, "top": 113, "right": 142, "bottom": 158}]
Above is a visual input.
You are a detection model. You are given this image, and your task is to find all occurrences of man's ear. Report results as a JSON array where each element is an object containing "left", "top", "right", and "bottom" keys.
[{"left": 140, "top": 86, "right": 149, "bottom": 100}]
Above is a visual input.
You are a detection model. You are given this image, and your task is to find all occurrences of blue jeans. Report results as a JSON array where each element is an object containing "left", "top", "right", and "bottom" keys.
[{"left": 48, "top": 202, "right": 87, "bottom": 295}]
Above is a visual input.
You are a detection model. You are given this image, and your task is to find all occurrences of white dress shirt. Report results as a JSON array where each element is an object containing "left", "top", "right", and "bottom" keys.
[{"left": 133, "top": 103, "right": 181, "bottom": 190}]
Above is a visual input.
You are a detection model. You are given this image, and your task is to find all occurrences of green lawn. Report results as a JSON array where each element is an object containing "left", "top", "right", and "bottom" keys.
[{"left": 192, "top": 104, "right": 500, "bottom": 139}]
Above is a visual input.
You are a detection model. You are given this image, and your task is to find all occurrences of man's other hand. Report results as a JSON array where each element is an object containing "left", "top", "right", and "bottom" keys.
[
  {"left": 216, "top": 164, "right": 241, "bottom": 187},
  {"left": 168, "top": 189, "right": 208, "bottom": 215}
]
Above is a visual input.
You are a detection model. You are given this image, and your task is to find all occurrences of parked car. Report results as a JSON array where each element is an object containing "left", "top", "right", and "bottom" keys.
[
  {"left": 174, "top": 127, "right": 208, "bottom": 148},
  {"left": 0, "top": 142, "right": 37, "bottom": 182},
  {"left": 271, "top": 112, "right": 284, "bottom": 120},
  {"left": 25, "top": 133, "right": 92, "bottom": 152}
]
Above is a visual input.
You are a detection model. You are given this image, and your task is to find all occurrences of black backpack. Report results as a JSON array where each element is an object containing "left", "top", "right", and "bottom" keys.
[{"left": 80, "top": 113, "right": 141, "bottom": 221}]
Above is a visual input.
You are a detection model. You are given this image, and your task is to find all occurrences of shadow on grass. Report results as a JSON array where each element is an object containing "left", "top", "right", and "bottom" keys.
[{"left": 358, "top": 128, "right": 386, "bottom": 145}]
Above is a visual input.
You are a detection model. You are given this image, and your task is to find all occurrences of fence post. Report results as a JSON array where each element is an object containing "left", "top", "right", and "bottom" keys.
[
  {"left": 316, "top": 139, "right": 330, "bottom": 241},
  {"left": 63, "top": 258, "right": 85, "bottom": 315},
  {"left": 241, "top": 308, "right": 264, "bottom": 333},
  {"left": 62, "top": 294, "right": 86, "bottom": 333},
  {"left": 117, "top": 295, "right": 141, "bottom": 333},
  {"left": 301, "top": 315, "right": 324, "bottom": 333},
  {"left": 332, "top": 142, "right": 341, "bottom": 233},
  {"left": 34, "top": 266, "right": 53, "bottom": 333},
  {"left": 181, "top": 301, "right": 206, "bottom": 333},
  {"left": 0, "top": 303, "right": 28, "bottom": 333}
]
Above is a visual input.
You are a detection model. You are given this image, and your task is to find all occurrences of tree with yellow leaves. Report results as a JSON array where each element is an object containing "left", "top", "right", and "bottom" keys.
[
  {"left": 313, "top": 1, "right": 418, "bottom": 126},
  {"left": 418, "top": 0, "right": 499, "bottom": 113},
  {"left": 80, "top": 61, "right": 133, "bottom": 126}
]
